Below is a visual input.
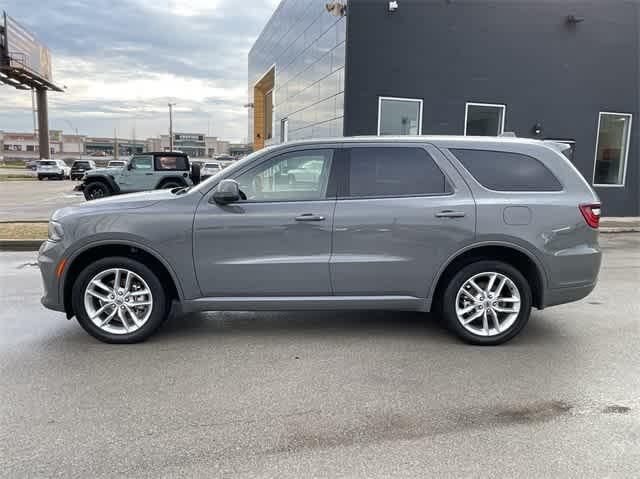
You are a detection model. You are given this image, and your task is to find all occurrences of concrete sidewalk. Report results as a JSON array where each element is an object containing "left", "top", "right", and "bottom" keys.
[{"left": 600, "top": 217, "right": 640, "bottom": 233}]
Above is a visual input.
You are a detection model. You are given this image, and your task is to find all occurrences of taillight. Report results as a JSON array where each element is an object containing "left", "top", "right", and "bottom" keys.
[{"left": 579, "top": 204, "right": 601, "bottom": 229}]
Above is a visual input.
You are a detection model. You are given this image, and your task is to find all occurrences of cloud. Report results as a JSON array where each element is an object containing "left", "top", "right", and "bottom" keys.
[{"left": 0, "top": 0, "right": 281, "bottom": 142}]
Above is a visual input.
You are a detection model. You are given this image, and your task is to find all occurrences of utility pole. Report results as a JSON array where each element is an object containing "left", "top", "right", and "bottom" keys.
[
  {"left": 168, "top": 102, "right": 176, "bottom": 151},
  {"left": 114, "top": 128, "right": 119, "bottom": 161}
]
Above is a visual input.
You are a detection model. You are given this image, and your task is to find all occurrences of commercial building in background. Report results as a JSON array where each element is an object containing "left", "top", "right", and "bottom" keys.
[
  {"left": 0, "top": 130, "right": 232, "bottom": 161},
  {"left": 249, "top": 0, "right": 639, "bottom": 216},
  {"left": 147, "top": 133, "right": 230, "bottom": 157}
]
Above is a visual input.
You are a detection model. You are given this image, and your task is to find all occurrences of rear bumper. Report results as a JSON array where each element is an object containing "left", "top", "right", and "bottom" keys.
[
  {"left": 543, "top": 282, "right": 597, "bottom": 309},
  {"left": 38, "top": 172, "right": 63, "bottom": 178}
]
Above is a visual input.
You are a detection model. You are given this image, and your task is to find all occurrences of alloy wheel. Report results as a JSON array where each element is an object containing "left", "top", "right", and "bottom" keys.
[
  {"left": 83, "top": 268, "right": 153, "bottom": 334},
  {"left": 455, "top": 272, "right": 521, "bottom": 337}
]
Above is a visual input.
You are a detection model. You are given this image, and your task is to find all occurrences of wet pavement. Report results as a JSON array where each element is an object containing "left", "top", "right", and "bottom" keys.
[
  {"left": 0, "top": 180, "right": 84, "bottom": 221},
  {"left": 1, "top": 234, "right": 639, "bottom": 478}
]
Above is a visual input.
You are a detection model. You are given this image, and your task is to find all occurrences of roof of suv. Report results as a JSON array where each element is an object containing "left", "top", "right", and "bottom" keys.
[{"left": 278, "top": 135, "right": 550, "bottom": 148}]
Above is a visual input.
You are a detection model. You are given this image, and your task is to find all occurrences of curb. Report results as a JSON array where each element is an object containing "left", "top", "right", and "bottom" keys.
[
  {"left": 0, "top": 219, "right": 49, "bottom": 224},
  {"left": 0, "top": 240, "right": 44, "bottom": 252}
]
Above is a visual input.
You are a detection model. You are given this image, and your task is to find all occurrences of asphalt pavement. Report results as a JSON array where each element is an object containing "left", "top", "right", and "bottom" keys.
[
  {"left": 0, "top": 234, "right": 639, "bottom": 478},
  {"left": 0, "top": 180, "right": 84, "bottom": 221}
]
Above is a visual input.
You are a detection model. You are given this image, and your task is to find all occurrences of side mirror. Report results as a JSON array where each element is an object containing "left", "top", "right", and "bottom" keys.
[
  {"left": 212, "top": 179, "right": 241, "bottom": 204},
  {"left": 127, "top": 163, "right": 133, "bottom": 170}
]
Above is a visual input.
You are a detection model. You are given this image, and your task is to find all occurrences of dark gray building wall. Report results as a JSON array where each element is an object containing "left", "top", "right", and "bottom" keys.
[{"left": 344, "top": 0, "right": 639, "bottom": 216}]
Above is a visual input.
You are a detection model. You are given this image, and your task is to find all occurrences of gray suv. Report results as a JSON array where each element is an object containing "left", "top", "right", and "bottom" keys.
[{"left": 38, "top": 137, "right": 602, "bottom": 345}]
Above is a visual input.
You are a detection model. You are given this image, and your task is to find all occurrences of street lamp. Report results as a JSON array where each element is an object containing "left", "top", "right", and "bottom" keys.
[{"left": 168, "top": 103, "right": 176, "bottom": 151}]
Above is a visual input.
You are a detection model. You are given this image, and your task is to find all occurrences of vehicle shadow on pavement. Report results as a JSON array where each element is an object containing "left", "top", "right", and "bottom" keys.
[{"left": 149, "top": 310, "right": 560, "bottom": 346}]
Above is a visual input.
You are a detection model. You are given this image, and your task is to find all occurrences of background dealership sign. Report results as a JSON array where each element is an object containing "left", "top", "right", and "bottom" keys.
[{"left": 2, "top": 11, "right": 53, "bottom": 83}]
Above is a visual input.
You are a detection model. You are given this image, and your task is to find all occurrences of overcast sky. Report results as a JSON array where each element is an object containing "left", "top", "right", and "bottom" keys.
[{"left": 0, "top": 0, "right": 280, "bottom": 142}]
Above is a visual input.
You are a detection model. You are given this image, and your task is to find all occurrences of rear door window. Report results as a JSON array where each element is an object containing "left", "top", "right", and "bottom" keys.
[
  {"left": 450, "top": 149, "right": 562, "bottom": 191},
  {"left": 345, "top": 147, "right": 450, "bottom": 197}
]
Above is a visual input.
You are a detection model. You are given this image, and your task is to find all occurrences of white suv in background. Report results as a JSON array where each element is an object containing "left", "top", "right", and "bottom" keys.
[{"left": 37, "top": 160, "right": 71, "bottom": 180}]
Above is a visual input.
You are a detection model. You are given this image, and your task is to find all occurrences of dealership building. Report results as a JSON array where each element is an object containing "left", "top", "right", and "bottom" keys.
[{"left": 248, "top": 0, "right": 639, "bottom": 216}]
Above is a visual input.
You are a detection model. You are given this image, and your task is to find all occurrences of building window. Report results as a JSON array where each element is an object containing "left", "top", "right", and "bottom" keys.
[
  {"left": 377, "top": 97, "right": 423, "bottom": 136},
  {"left": 593, "top": 112, "right": 632, "bottom": 187},
  {"left": 280, "top": 118, "right": 289, "bottom": 143},
  {"left": 464, "top": 103, "right": 506, "bottom": 136}
]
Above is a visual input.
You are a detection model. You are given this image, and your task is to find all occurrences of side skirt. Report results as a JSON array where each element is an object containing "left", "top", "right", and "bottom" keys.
[{"left": 178, "top": 296, "right": 428, "bottom": 314}]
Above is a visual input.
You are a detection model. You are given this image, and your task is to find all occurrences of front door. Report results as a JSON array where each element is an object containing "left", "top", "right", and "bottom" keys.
[
  {"left": 194, "top": 148, "right": 336, "bottom": 297},
  {"left": 118, "top": 154, "right": 155, "bottom": 192},
  {"left": 330, "top": 144, "right": 476, "bottom": 300}
]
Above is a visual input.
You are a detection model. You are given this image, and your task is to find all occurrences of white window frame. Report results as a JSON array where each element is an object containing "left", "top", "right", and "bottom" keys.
[
  {"left": 377, "top": 96, "right": 423, "bottom": 136},
  {"left": 464, "top": 102, "right": 506, "bottom": 136},
  {"left": 592, "top": 112, "right": 632, "bottom": 188}
]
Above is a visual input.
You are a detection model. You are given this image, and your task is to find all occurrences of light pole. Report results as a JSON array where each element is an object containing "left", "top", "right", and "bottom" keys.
[{"left": 168, "top": 103, "right": 176, "bottom": 151}]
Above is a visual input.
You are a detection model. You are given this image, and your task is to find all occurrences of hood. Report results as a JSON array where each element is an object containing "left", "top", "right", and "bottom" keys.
[
  {"left": 52, "top": 189, "right": 178, "bottom": 221},
  {"left": 87, "top": 167, "right": 122, "bottom": 175}
]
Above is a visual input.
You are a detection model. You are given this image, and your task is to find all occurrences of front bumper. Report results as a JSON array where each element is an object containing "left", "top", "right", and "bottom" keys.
[
  {"left": 37, "top": 240, "right": 66, "bottom": 313},
  {"left": 74, "top": 183, "right": 85, "bottom": 191}
]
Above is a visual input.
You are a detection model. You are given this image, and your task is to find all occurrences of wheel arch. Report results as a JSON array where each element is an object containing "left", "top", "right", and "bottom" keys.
[
  {"left": 155, "top": 176, "right": 188, "bottom": 189},
  {"left": 85, "top": 175, "right": 120, "bottom": 193},
  {"left": 62, "top": 240, "right": 183, "bottom": 318},
  {"left": 428, "top": 242, "right": 548, "bottom": 311}
]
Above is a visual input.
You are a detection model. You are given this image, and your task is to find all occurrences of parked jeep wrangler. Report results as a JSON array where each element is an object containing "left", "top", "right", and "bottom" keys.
[{"left": 75, "top": 152, "right": 200, "bottom": 200}]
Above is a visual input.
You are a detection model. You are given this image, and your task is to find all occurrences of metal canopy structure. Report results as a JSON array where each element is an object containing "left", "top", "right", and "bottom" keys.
[{"left": 0, "top": 11, "right": 63, "bottom": 159}]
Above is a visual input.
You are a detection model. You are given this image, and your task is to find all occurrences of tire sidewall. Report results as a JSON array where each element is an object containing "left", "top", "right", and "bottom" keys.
[
  {"left": 442, "top": 260, "right": 532, "bottom": 346},
  {"left": 72, "top": 256, "right": 167, "bottom": 344}
]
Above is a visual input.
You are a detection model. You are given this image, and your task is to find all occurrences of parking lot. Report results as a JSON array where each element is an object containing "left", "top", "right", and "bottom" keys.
[
  {"left": 0, "top": 233, "right": 638, "bottom": 478},
  {"left": 0, "top": 179, "right": 84, "bottom": 221}
]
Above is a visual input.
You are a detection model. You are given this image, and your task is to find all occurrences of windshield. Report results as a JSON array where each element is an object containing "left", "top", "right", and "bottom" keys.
[
  {"left": 74, "top": 161, "right": 90, "bottom": 167},
  {"left": 40, "top": 161, "right": 56, "bottom": 166},
  {"left": 204, "top": 163, "right": 220, "bottom": 169},
  {"left": 108, "top": 161, "right": 125, "bottom": 167}
]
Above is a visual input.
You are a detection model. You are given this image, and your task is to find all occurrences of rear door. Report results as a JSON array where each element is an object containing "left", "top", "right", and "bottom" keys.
[{"left": 330, "top": 143, "right": 476, "bottom": 300}]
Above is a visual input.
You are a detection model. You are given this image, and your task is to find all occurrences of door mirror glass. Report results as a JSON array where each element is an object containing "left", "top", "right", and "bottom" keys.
[{"left": 212, "top": 179, "right": 241, "bottom": 204}]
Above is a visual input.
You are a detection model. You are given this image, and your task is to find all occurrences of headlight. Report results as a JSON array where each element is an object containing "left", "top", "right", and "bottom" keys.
[{"left": 48, "top": 221, "right": 64, "bottom": 242}]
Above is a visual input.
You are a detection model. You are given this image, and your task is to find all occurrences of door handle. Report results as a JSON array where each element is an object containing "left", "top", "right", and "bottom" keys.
[
  {"left": 436, "top": 210, "right": 466, "bottom": 218},
  {"left": 145, "top": 173, "right": 153, "bottom": 176},
  {"left": 295, "top": 214, "right": 325, "bottom": 222}
]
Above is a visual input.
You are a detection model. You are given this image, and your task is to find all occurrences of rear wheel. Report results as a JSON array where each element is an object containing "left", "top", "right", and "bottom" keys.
[
  {"left": 84, "top": 181, "right": 111, "bottom": 200},
  {"left": 441, "top": 260, "right": 532, "bottom": 345},
  {"left": 159, "top": 180, "right": 184, "bottom": 189},
  {"left": 72, "top": 257, "right": 167, "bottom": 343}
]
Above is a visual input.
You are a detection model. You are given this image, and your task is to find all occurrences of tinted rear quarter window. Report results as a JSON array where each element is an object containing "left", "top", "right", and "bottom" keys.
[
  {"left": 347, "top": 147, "right": 450, "bottom": 197},
  {"left": 155, "top": 156, "right": 188, "bottom": 171},
  {"left": 450, "top": 148, "right": 562, "bottom": 191}
]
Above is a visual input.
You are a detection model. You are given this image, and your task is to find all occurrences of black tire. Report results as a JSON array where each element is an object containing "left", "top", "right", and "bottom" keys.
[
  {"left": 441, "top": 260, "right": 532, "bottom": 346},
  {"left": 72, "top": 256, "right": 168, "bottom": 344},
  {"left": 37, "top": 175, "right": 43, "bottom": 181},
  {"left": 84, "top": 181, "right": 111, "bottom": 200},
  {"left": 190, "top": 163, "right": 201, "bottom": 185},
  {"left": 158, "top": 180, "right": 184, "bottom": 189}
]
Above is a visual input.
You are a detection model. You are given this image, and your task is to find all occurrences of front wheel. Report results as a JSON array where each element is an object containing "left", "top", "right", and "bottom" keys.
[
  {"left": 441, "top": 261, "right": 532, "bottom": 346},
  {"left": 83, "top": 181, "right": 111, "bottom": 200},
  {"left": 72, "top": 257, "right": 168, "bottom": 343}
]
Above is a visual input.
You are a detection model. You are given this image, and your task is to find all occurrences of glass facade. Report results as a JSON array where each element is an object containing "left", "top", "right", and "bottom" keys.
[{"left": 248, "top": 0, "right": 346, "bottom": 148}]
